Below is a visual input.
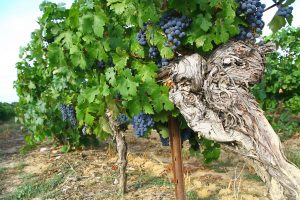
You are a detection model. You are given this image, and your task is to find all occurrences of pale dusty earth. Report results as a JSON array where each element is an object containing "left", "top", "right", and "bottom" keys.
[{"left": 0, "top": 122, "right": 299, "bottom": 200}]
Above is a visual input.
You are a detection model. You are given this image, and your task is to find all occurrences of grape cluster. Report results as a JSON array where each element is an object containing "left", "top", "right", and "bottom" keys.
[
  {"left": 59, "top": 104, "right": 77, "bottom": 128},
  {"left": 136, "top": 23, "right": 148, "bottom": 46},
  {"left": 159, "top": 134, "right": 169, "bottom": 146},
  {"left": 116, "top": 113, "right": 129, "bottom": 129},
  {"left": 149, "top": 47, "right": 159, "bottom": 59},
  {"left": 277, "top": 6, "right": 293, "bottom": 18},
  {"left": 96, "top": 60, "right": 106, "bottom": 69},
  {"left": 135, "top": 12, "right": 191, "bottom": 69},
  {"left": 157, "top": 58, "right": 170, "bottom": 68},
  {"left": 159, "top": 13, "right": 191, "bottom": 51},
  {"left": 66, "top": 105, "right": 77, "bottom": 128},
  {"left": 181, "top": 128, "right": 193, "bottom": 142},
  {"left": 136, "top": 25, "right": 167, "bottom": 68},
  {"left": 96, "top": 57, "right": 114, "bottom": 69},
  {"left": 59, "top": 104, "right": 68, "bottom": 121},
  {"left": 132, "top": 112, "right": 154, "bottom": 137},
  {"left": 156, "top": 127, "right": 199, "bottom": 149},
  {"left": 236, "top": 0, "right": 266, "bottom": 41}
]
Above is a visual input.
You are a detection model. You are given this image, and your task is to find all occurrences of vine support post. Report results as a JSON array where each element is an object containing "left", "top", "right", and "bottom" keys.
[{"left": 169, "top": 117, "right": 186, "bottom": 200}]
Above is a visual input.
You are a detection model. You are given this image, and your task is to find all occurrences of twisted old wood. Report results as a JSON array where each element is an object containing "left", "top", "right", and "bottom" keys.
[
  {"left": 159, "top": 41, "right": 300, "bottom": 200},
  {"left": 106, "top": 110, "right": 127, "bottom": 194}
]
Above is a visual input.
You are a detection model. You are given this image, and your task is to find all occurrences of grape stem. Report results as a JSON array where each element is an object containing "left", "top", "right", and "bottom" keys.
[{"left": 264, "top": 1, "right": 284, "bottom": 12}]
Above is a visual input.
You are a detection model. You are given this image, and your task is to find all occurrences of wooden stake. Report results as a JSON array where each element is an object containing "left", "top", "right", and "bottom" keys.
[{"left": 169, "top": 117, "right": 186, "bottom": 200}]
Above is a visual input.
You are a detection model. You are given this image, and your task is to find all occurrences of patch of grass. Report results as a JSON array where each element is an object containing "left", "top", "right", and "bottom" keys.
[
  {"left": 146, "top": 176, "right": 172, "bottom": 187},
  {"left": 199, "top": 196, "right": 218, "bottom": 200},
  {"left": 208, "top": 160, "right": 232, "bottom": 173},
  {"left": 94, "top": 190, "right": 112, "bottom": 199},
  {"left": 6, "top": 174, "right": 65, "bottom": 200},
  {"left": 132, "top": 172, "right": 172, "bottom": 190},
  {"left": 43, "top": 189, "right": 63, "bottom": 199},
  {"left": 244, "top": 173, "right": 263, "bottom": 182},
  {"left": 186, "top": 191, "right": 218, "bottom": 200},
  {"left": 285, "top": 149, "right": 300, "bottom": 168},
  {"left": 15, "top": 162, "right": 28, "bottom": 170},
  {"left": 102, "top": 171, "right": 118, "bottom": 184},
  {"left": 187, "top": 191, "right": 199, "bottom": 200}
]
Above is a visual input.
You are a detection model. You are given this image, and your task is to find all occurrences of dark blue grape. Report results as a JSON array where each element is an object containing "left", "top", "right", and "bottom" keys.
[
  {"left": 236, "top": 0, "right": 266, "bottom": 41},
  {"left": 181, "top": 128, "right": 193, "bottom": 142},
  {"left": 116, "top": 113, "right": 129, "bottom": 129},
  {"left": 175, "top": 40, "right": 181, "bottom": 46},
  {"left": 159, "top": 134, "right": 169, "bottom": 146},
  {"left": 159, "top": 57, "right": 169, "bottom": 67},
  {"left": 277, "top": 6, "right": 293, "bottom": 18},
  {"left": 159, "top": 12, "right": 192, "bottom": 51},
  {"left": 136, "top": 23, "right": 148, "bottom": 46},
  {"left": 179, "top": 32, "right": 186, "bottom": 38},
  {"left": 66, "top": 105, "right": 77, "bottom": 128},
  {"left": 96, "top": 60, "right": 106, "bottom": 69},
  {"left": 132, "top": 112, "right": 154, "bottom": 137},
  {"left": 149, "top": 46, "right": 159, "bottom": 59},
  {"left": 59, "top": 104, "right": 68, "bottom": 121}
]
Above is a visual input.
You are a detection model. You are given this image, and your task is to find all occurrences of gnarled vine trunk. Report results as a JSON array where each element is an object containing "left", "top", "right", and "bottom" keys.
[
  {"left": 106, "top": 110, "right": 127, "bottom": 194},
  {"left": 159, "top": 41, "right": 300, "bottom": 200}
]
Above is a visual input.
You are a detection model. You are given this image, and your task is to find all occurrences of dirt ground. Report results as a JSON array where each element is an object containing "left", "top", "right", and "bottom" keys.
[{"left": 0, "top": 122, "right": 299, "bottom": 200}]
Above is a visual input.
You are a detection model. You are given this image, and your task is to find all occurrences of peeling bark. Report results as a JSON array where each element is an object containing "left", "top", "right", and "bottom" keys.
[
  {"left": 159, "top": 41, "right": 300, "bottom": 200},
  {"left": 106, "top": 110, "right": 127, "bottom": 194}
]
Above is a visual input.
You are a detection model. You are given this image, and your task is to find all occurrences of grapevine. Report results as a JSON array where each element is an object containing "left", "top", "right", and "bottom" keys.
[
  {"left": 14, "top": 0, "right": 296, "bottom": 197},
  {"left": 15, "top": 0, "right": 295, "bottom": 159}
]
